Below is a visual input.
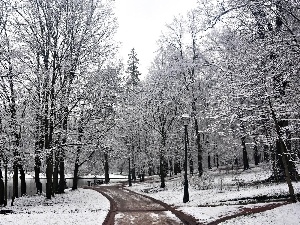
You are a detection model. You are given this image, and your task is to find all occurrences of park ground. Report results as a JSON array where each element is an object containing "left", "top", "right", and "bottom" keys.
[{"left": 1, "top": 163, "right": 300, "bottom": 224}]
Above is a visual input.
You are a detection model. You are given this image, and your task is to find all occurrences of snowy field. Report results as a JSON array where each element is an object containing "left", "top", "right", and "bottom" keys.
[
  {"left": 127, "top": 163, "right": 300, "bottom": 224},
  {"left": 0, "top": 188, "right": 110, "bottom": 225},
  {"left": 1, "top": 167, "right": 300, "bottom": 225}
]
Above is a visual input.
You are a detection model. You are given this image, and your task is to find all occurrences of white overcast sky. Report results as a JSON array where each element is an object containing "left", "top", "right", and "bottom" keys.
[{"left": 113, "top": 0, "right": 198, "bottom": 78}]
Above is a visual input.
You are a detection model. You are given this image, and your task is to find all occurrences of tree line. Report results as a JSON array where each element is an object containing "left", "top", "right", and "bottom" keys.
[
  {"left": 118, "top": 0, "right": 300, "bottom": 202},
  {"left": 0, "top": 0, "right": 120, "bottom": 203}
]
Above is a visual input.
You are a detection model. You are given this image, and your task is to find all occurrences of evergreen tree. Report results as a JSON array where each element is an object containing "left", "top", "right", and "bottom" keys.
[{"left": 126, "top": 48, "right": 141, "bottom": 86}]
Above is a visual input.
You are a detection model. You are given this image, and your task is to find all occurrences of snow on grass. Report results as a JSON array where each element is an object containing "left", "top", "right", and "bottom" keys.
[
  {"left": 0, "top": 188, "right": 109, "bottom": 225},
  {"left": 219, "top": 202, "right": 300, "bottom": 225},
  {"left": 127, "top": 163, "right": 300, "bottom": 224}
]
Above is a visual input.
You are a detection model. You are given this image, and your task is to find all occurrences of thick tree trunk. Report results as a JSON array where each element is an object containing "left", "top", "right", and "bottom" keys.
[
  {"left": 58, "top": 158, "right": 65, "bottom": 193},
  {"left": 72, "top": 162, "right": 79, "bottom": 190},
  {"left": 208, "top": 154, "right": 212, "bottom": 169},
  {"left": 13, "top": 163, "right": 18, "bottom": 198},
  {"left": 19, "top": 166, "right": 26, "bottom": 196}
]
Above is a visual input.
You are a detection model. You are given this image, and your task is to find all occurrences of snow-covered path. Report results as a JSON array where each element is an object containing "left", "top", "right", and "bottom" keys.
[{"left": 93, "top": 185, "right": 193, "bottom": 225}]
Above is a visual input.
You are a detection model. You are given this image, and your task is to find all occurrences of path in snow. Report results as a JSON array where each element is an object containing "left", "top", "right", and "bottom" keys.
[{"left": 92, "top": 185, "right": 198, "bottom": 225}]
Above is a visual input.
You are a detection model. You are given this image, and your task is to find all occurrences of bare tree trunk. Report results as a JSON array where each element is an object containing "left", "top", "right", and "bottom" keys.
[
  {"left": 72, "top": 114, "right": 83, "bottom": 190},
  {"left": 104, "top": 152, "right": 109, "bottom": 183},
  {"left": 19, "top": 167, "right": 26, "bottom": 196},
  {"left": 268, "top": 97, "right": 297, "bottom": 202},
  {"left": 53, "top": 153, "right": 59, "bottom": 194},
  {"left": 242, "top": 136, "right": 249, "bottom": 170},
  {"left": 72, "top": 162, "right": 79, "bottom": 190}
]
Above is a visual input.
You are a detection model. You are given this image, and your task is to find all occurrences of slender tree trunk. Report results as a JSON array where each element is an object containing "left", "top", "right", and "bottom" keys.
[
  {"left": 197, "top": 128, "right": 203, "bottom": 176},
  {"left": 131, "top": 145, "right": 136, "bottom": 181},
  {"left": 53, "top": 153, "right": 59, "bottom": 194},
  {"left": 4, "top": 160, "right": 7, "bottom": 206},
  {"left": 254, "top": 144, "right": 259, "bottom": 165},
  {"left": 72, "top": 114, "right": 83, "bottom": 190},
  {"left": 160, "top": 154, "right": 166, "bottom": 188},
  {"left": 160, "top": 135, "right": 167, "bottom": 188},
  {"left": 34, "top": 133, "right": 42, "bottom": 194},
  {"left": 104, "top": 152, "right": 109, "bottom": 183},
  {"left": 242, "top": 136, "right": 249, "bottom": 170}
]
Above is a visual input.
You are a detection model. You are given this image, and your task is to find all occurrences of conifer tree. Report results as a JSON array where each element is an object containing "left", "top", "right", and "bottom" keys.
[{"left": 126, "top": 48, "right": 141, "bottom": 86}]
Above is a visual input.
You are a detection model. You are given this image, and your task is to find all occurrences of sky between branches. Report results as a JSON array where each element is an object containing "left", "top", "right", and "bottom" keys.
[{"left": 114, "top": 0, "right": 198, "bottom": 78}]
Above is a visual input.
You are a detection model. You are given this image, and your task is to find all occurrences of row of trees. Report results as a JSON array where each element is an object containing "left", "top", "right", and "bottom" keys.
[
  {"left": 0, "top": 0, "right": 120, "bottom": 202},
  {"left": 116, "top": 0, "right": 300, "bottom": 202}
]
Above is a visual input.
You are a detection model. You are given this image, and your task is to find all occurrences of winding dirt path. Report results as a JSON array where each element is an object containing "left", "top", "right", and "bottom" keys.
[
  {"left": 89, "top": 184, "right": 291, "bottom": 225},
  {"left": 92, "top": 185, "right": 199, "bottom": 225}
]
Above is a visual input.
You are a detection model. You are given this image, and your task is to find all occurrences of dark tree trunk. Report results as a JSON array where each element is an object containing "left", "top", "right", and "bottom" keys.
[
  {"left": 216, "top": 154, "right": 219, "bottom": 168},
  {"left": 58, "top": 158, "right": 65, "bottom": 193},
  {"left": 72, "top": 114, "right": 83, "bottom": 190},
  {"left": 264, "top": 144, "right": 269, "bottom": 162},
  {"left": 58, "top": 106, "right": 68, "bottom": 194},
  {"left": 160, "top": 154, "right": 167, "bottom": 188},
  {"left": 160, "top": 134, "right": 168, "bottom": 188},
  {"left": 242, "top": 137, "right": 249, "bottom": 170},
  {"left": 267, "top": 95, "right": 297, "bottom": 201},
  {"left": 104, "top": 153, "right": 109, "bottom": 183},
  {"left": 274, "top": 138, "right": 299, "bottom": 181},
  {"left": 8, "top": 71, "right": 25, "bottom": 198},
  {"left": 13, "top": 164, "right": 18, "bottom": 198},
  {"left": 208, "top": 154, "right": 212, "bottom": 169},
  {"left": 195, "top": 118, "right": 203, "bottom": 177},
  {"left": 19, "top": 167, "right": 26, "bottom": 196},
  {"left": 53, "top": 156, "right": 59, "bottom": 194},
  {"left": 72, "top": 162, "right": 79, "bottom": 190},
  {"left": 34, "top": 142, "right": 42, "bottom": 194},
  {"left": 254, "top": 144, "right": 259, "bottom": 165},
  {"left": 4, "top": 161, "right": 7, "bottom": 206},
  {"left": 0, "top": 169, "right": 4, "bottom": 206},
  {"left": 169, "top": 159, "right": 173, "bottom": 177}
]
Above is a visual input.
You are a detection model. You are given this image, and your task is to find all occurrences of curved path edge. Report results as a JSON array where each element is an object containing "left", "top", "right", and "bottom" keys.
[
  {"left": 85, "top": 185, "right": 291, "bottom": 225},
  {"left": 124, "top": 187, "right": 201, "bottom": 225},
  {"left": 207, "top": 201, "right": 291, "bottom": 225},
  {"left": 84, "top": 186, "right": 117, "bottom": 225}
]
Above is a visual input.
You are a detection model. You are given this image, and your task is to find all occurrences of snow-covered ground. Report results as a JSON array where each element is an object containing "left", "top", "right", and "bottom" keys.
[
  {"left": 127, "top": 163, "right": 300, "bottom": 224},
  {"left": 220, "top": 202, "right": 300, "bottom": 225},
  {"left": 2, "top": 167, "right": 300, "bottom": 225},
  {"left": 0, "top": 188, "right": 110, "bottom": 225}
]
